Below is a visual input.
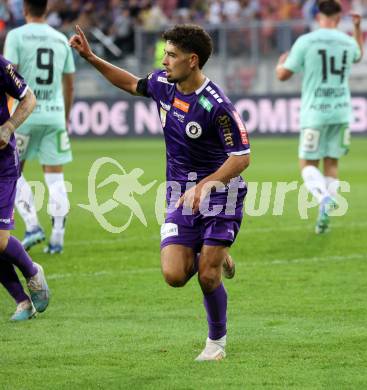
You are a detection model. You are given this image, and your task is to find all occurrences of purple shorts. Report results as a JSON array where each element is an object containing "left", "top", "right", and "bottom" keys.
[
  {"left": 160, "top": 186, "right": 246, "bottom": 252},
  {"left": 0, "top": 180, "right": 16, "bottom": 230}
]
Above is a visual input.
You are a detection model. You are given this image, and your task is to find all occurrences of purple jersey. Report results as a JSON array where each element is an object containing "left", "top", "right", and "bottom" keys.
[
  {"left": 143, "top": 70, "right": 250, "bottom": 185},
  {"left": 0, "top": 55, "right": 28, "bottom": 180}
]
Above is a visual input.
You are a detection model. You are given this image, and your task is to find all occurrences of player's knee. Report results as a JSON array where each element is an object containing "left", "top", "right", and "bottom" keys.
[
  {"left": 199, "top": 271, "right": 220, "bottom": 293},
  {"left": 162, "top": 269, "right": 187, "bottom": 288}
]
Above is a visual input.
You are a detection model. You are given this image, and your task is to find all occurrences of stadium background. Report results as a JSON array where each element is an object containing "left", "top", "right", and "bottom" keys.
[
  {"left": 1, "top": 0, "right": 367, "bottom": 136},
  {"left": 1, "top": 1, "right": 367, "bottom": 389}
]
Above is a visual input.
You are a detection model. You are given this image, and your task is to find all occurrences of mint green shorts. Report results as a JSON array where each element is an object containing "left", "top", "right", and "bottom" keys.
[
  {"left": 15, "top": 124, "right": 72, "bottom": 165},
  {"left": 299, "top": 124, "right": 350, "bottom": 160}
]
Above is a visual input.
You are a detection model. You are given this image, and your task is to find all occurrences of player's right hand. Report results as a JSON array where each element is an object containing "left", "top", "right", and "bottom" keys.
[
  {"left": 350, "top": 13, "right": 362, "bottom": 28},
  {"left": 278, "top": 52, "right": 289, "bottom": 65},
  {"left": 69, "top": 25, "right": 93, "bottom": 60},
  {"left": 0, "top": 126, "right": 12, "bottom": 150}
]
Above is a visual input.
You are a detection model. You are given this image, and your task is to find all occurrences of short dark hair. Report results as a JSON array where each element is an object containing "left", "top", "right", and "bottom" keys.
[
  {"left": 318, "top": 0, "right": 342, "bottom": 16},
  {"left": 162, "top": 24, "right": 213, "bottom": 69},
  {"left": 24, "top": 0, "right": 48, "bottom": 17}
]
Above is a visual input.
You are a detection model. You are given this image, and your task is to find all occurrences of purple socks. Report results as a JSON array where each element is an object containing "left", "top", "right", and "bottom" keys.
[
  {"left": 0, "top": 257, "right": 29, "bottom": 304},
  {"left": 2, "top": 236, "right": 37, "bottom": 278},
  {"left": 203, "top": 283, "right": 227, "bottom": 340}
]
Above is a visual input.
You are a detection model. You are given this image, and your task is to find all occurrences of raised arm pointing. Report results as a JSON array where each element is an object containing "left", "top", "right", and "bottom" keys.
[{"left": 69, "top": 25, "right": 140, "bottom": 95}]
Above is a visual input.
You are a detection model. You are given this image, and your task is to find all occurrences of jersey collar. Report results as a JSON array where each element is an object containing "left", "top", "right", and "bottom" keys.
[{"left": 195, "top": 77, "right": 210, "bottom": 95}]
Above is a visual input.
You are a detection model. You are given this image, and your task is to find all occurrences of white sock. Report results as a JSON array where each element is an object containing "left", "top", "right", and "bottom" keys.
[
  {"left": 15, "top": 174, "right": 40, "bottom": 232},
  {"left": 301, "top": 166, "right": 330, "bottom": 203},
  {"left": 325, "top": 176, "right": 339, "bottom": 198},
  {"left": 45, "top": 173, "right": 69, "bottom": 245}
]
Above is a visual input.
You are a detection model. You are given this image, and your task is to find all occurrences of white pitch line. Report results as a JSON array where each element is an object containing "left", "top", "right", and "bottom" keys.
[
  {"left": 243, "top": 221, "right": 367, "bottom": 234},
  {"left": 247, "top": 253, "right": 366, "bottom": 267},
  {"left": 66, "top": 234, "right": 159, "bottom": 246},
  {"left": 65, "top": 221, "right": 367, "bottom": 247},
  {"left": 47, "top": 268, "right": 159, "bottom": 280},
  {"left": 47, "top": 253, "right": 366, "bottom": 281}
]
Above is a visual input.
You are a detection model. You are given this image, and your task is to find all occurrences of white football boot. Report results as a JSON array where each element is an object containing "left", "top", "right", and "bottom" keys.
[
  {"left": 26, "top": 263, "right": 50, "bottom": 313},
  {"left": 195, "top": 335, "right": 226, "bottom": 361},
  {"left": 11, "top": 299, "right": 36, "bottom": 321}
]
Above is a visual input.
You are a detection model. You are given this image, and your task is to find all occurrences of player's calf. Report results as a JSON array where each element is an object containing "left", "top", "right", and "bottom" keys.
[
  {"left": 199, "top": 271, "right": 221, "bottom": 294},
  {"left": 44, "top": 172, "right": 69, "bottom": 253},
  {"left": 198, "top": 258, "right": 223, "bottom": 294}
]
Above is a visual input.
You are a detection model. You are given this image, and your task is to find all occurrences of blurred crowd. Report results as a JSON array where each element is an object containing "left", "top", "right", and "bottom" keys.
[
  {"left": 2, "top": 0, "right": 365, "bottom": 31},
  {"left": 0, "top": 0, "right": 366, "bottom": 55}
]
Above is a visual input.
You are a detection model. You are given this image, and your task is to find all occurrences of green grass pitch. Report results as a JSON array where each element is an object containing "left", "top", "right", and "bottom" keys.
[{"left": 1, "top": 137, "right": 366, "bottom": 389}]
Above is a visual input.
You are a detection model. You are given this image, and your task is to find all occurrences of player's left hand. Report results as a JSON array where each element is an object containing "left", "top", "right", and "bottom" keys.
[
  {"left": 278, "top": 52, "right": 289, "bottom": 65},
  {"left": 350, "top": 12, "right": 362, "bottom": 28},
  {"left": 175, "top": 183, "right": 210, "bottom": 213},
  {"left": 0, "top": 126, "right": 12, "bottom": 150}
]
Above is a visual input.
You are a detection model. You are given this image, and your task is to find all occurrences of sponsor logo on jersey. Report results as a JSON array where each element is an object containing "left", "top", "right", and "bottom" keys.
[
  {"left": 302, "top": 128, "right": 320, "bottom": 152},
  {"left": 160, "top": 100, "right": 171, "bottom": 111},
  {"left": 173, "top": 110, "right": 185, "bottom": 123},
  {"left": 227, "top": 229, "right": 235, "bottom": 238},
  {"left": 5, "top": 63, "right": 23, "bottom": 89},
  {"left": 185, "top": 121, "right": 202, "bottom": 139},
  {"left": 173, "top": 97, "right": 190, "bottom": 113},
  {"left": 217, "top": 115, "right": 234, "bottom": 147},
  {"left": 199, "top": 95, "right": 213, "bottom": 112},
  {"left": 157, "top": 76, "right": 173, "bottom": 85},
  {"left": 0, "top": 218, "right": 11, "bottom": 224},
  {"left": 160, "top": 107, "right": 167, "bottom": 128},
  {"left": 23, "top": 34, "right": 48, "bottom": 42},
  {"left": 161, "top": 223, "right": 179, "bottom": 240},
  {"left": 232, "top": 111, "right": 249, "bottom": 145},
  {"left": 34, "top": 89, "right": 53, "bottom": 101},
  {"left": 45, "top": 105, "right": 63, "bottom": 112}
]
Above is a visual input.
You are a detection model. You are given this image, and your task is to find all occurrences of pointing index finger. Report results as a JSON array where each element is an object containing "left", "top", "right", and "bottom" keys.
[{"left": 76, "top": 25, "right": 87, "bottom": 41}]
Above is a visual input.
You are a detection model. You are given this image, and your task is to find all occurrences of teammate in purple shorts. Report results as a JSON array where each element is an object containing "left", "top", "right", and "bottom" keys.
[
  {"left": 0, "top": 55, "right": 50, "bottom": 321},
  {"left": 70, "top": 24, "right": 250, "bottom": 360}
]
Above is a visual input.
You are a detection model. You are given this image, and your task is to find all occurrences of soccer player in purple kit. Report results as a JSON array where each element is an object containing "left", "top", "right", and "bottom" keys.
[
  {"left": 70, "top": 24, "right": 250, "bottom": 360},
  {"left": 0, "top": 55, "right": 50, "bottom": 321}
]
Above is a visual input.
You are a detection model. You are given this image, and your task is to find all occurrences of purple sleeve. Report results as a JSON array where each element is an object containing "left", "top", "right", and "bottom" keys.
[
  {"left": 0, "top": 56, "right": 28, "bottom": 100},
  {"left": 213, "top": 103, "right": 250, "bottom": 155},
  {"left": 146, "top": 70, "right": 169, "bottom": 102}
]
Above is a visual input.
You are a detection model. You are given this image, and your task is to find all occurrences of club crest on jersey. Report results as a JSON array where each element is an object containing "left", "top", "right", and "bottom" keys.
[{"left": 185, "top": 121, "right": 202, "bottom": 139}]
